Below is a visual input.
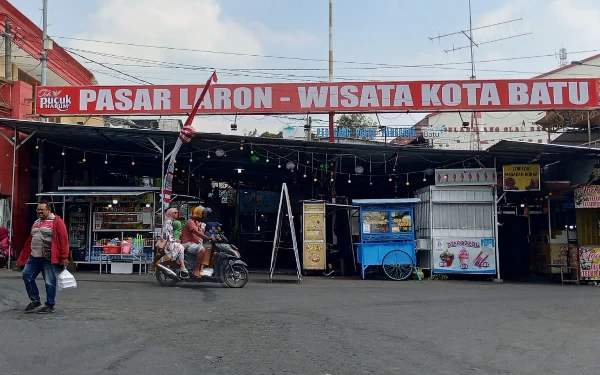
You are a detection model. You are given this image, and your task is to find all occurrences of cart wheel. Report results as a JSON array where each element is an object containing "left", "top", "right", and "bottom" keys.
[{"left": 382, "top": 250, "right": 414, "bottom": 281}]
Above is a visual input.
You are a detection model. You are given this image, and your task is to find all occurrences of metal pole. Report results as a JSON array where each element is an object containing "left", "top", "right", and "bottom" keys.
[
  {"left": 160, "top": 137, "right": 165, "bottom": 228},
  {"left": 588, "top": 111, "right": 591, "bottom": 147},
  {"left": 493, "top": 156, "right": 502, "bottom": 282},
  {"left": 8, "top": 127, "right": 17, "bottom": 268},
  {"left": 40, "top": 0, "right": 48, "bottom": 123},
  {"left": 40, "top": 0, "right": 48, "bottom": 86},
  {"left": 468, "top": 0, "right": 475, "bottom": 80},
  {"left": 328, "top": 0, "right": 335, "bottom": 143},
  {"left": 38, "top": 140, "right": 43, "bottom": 200},
  {"left": 4, "top": 18, "right": 11, "bottom": 80}
]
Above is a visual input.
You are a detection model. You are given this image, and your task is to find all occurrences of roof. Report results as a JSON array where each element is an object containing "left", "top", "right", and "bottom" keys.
[
  {"left": 2, "top": 118, "right": 600, "bottom": 187},
  {"left": 552, "top": 130, "right": 600, "bottom": 148},
  {"left": 486, "top": 140, "right": 600, "bottom": 159},
  {"left": 534, "top": 53, "right": 600, "bottom": 79},
  {"left": 352, "top": 198, "right": 421, "bottom": 205}
]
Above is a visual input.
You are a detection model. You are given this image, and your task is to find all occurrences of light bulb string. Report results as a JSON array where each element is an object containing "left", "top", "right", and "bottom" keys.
[{"left": 42, "top": 138, "right": 487, "bottom": 177}]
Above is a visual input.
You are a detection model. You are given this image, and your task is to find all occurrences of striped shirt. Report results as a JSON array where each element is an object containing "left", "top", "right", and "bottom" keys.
[{"left": 30, "top": 214, "right": 55, "bottom": 258}]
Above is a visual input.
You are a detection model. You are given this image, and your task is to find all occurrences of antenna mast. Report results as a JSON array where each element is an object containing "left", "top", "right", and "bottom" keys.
[{"left": 428, "top": 1, "right": 531, "bottom": 150}]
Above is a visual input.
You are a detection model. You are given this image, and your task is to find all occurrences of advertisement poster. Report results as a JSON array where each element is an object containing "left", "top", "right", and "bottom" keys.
[
  {"left": 574, "top": 186, "right": 600, "bottom": 208},
  {"left": 579, "top": 246, "right": 600, "bottom": 280},
  {"left": 302, "top": 202, "right": 326, "bottom": 270},
  {"left": 502, "top": 164, "right": 540, "bottom": 191},
  {"left": 433, "top": 237, "right": 497, "bottom": 274}
]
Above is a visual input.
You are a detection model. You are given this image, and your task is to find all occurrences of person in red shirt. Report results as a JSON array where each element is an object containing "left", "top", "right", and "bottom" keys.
[
  {"left": 17, "top": 200, "right": 69, "bottom": 314},
  {"left": 181, "top": 206, "right": 214, "bottom": 277}
]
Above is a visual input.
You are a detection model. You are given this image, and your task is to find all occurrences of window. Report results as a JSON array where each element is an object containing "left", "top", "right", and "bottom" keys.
[
  {"left": 391, "top": 211, "right": 412, "bottom": 232},
  {"left": 433, "top": 203, "right": 493, "bottom": 230},
  {"left": 362, "top": 211, "right": 389, "bottom": 234}
]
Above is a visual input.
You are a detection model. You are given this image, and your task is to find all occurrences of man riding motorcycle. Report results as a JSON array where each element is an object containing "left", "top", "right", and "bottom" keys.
[{"left": 180, "top": 206, "right": 215, "bottom": 278}]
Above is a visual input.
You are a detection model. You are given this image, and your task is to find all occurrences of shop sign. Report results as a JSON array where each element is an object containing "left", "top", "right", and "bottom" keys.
[
  {"left": 302, "top": 202, "right": 326, "bottom": 270},
  {"left": 433, "top": 237, "right": 497, "bottom": 274},
  {"left": 314, "top": 126, "right": 416, "bottom": 139},
  {"left": 422, "top": 125, "right": 446, "bottom": 139},
  {"left": 434, "top": 168, "right": 497, "bottom": 186},
  {"left": 574, "top": 186, "right": 600, "bottom": 208},
  {"left": 502, "top": 164, "right": 540, "bottom": 191},
  {"left": 579, "top": 246, "right": 600, "bottom": 280},
  {"left": 35, "top": 78, "right": 598, "bottom": 116}
]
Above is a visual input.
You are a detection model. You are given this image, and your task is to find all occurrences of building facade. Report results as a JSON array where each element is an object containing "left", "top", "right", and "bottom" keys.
[{"left": 0, "top": 0, "right": 98, "bottom": 250}]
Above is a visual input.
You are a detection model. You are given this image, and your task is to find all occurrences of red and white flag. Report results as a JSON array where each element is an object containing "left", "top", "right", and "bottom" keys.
[{"left": 161, "top": 71, "right": 217, "bottom": 213}]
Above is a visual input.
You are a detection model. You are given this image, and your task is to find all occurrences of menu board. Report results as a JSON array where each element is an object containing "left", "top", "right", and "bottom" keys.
[
  {"left": 362, "top": 211, "right": 389, "bottom": 234},
  {"left": 302, "top": 202, "right": 326, "bottom": 270},
  {"left": 391, "top": 211, "right": 412, "bottom": 233}
]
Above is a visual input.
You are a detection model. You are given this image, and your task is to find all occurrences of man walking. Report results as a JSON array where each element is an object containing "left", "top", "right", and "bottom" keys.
[{"left": 17, "top": 200, "right": 69, "bottom": 313}]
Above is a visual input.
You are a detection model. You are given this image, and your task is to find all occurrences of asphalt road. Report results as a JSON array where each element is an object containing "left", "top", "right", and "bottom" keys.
[{"left": 1, "top": 271, "right": 599, "bottom": 375}]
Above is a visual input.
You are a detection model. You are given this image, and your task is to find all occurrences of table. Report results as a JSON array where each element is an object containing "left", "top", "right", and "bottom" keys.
[{"left": 99, "top": 253, "right": 148, "bottom": 275}]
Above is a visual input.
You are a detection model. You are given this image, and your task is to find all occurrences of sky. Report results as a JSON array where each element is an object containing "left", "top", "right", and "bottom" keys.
[{"left": 9, "top": 0, "right": 600, "bottom": 135}]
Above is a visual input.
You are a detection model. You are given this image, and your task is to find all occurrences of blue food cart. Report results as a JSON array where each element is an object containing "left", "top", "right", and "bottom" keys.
[{"left": 353, "top": 198, "right": 420, "bottom": 280}]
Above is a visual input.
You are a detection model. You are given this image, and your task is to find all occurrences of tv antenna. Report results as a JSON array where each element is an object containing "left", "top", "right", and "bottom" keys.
[{"left": 428, "top": 0, "right": 531, "bottom": 150}]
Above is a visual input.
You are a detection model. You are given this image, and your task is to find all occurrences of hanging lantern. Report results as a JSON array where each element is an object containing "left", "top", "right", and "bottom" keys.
[
  {"left": 355, "top": 165, "right": 364, "bottom": 174},
  {"left": 286, "top": 161, "right": 296, "bottom": 170},
  {"left": 250, "top": 154, "right": 260, "bottom": 163},
  {"left": 215, "top": 149, "right": 225, "bottom": 157}
]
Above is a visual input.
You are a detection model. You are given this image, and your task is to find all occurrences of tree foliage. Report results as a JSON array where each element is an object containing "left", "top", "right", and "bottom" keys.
[
  {"left": 259, "top": 131, "right": 283, "bottom": 138},
  {"left": 337, "top": 114, "right": 378, "bottom": 138}
]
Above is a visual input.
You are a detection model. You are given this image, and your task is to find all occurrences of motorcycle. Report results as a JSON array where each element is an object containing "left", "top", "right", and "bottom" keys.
[{"left": 154, "top": 235, "right": 249, "bottom": 288}]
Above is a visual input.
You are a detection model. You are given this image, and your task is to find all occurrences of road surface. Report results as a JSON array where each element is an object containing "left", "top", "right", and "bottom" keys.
[{"left": 0, "top": 271, "right": 598, "bottom": 375}]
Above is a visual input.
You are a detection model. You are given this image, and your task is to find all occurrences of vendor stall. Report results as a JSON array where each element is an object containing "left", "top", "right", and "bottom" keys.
[
  {"left": 353, "top": 198, "right": 420, "bottom": 280},
  {"left": 38, "top": 186, "right": 159, "bottom": 273},
  {"left": 574, "top": 185, "right": 600, "bottom": 282},
  {"left": 414, "top": 171, "right": 499, "bottom": 277}
]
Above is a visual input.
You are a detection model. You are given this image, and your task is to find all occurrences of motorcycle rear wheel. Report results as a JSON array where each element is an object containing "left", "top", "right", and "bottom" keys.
[
  {"left": 223, "top": 264, "right": 249, "bottom": 288},
  {"left": 155, "top": 268, "right": 181, "bottom": 287}
]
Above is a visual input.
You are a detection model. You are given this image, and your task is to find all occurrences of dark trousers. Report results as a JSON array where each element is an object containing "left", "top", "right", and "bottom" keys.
[{"left": 22, "top": 256, "right": 57, "bottom": 307}]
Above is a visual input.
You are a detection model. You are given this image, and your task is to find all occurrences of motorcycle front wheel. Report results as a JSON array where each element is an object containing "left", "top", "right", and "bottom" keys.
[
  {"left": 223, "top": 264, "right": 249, "bottom": 288},
  {"left": 155, "top": 269, "right": 181, "bottom": 287}
]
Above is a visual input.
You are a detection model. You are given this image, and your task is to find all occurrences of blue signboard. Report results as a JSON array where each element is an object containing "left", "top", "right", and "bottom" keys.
[{"left": 314, "top": 126, "right": 416, "bottom": 139}]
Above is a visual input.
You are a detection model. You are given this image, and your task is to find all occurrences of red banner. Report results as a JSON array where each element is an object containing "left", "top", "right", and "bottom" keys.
[{"left": 35, "top": 78, "right": 600, "bottom": 116}]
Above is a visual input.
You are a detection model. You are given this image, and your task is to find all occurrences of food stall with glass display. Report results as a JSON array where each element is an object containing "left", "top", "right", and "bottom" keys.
[
  {"left": 38, "top": 187, "right": 159, "bottom": 273},
  {"left": 353, "top": 198, "right": 420, "bottom": 280},
  {"left": 414, "top": 170, "right": 499, "bottom": 278}
]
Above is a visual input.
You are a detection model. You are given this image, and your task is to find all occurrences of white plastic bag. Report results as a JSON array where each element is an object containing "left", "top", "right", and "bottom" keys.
[{"left": 58, "top": 269, "right": 77, "bottom": 291}]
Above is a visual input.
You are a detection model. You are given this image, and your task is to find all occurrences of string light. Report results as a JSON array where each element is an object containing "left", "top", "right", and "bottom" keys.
[
  {"left": 35, "top": 140, "right": 39, "bottom": 150},
  {"left": 189, "top": 153, "right": 193, "bottom": 163},
  {"left": 278, "top": 157, "right": 281, "bottom": 169},
  {"left": 303, "top": 166, "right": 307, "bottom": 178},
  {"left": 347, "top": 174, "right": 352, "bottom": 184},
  {"left": 82, "top": 152, "right": 86, "bottom": 163},
  {"left": 405, "top": 173, "right": 410, "bottom": 186},
  {"left": 369, "top": 176, "right": 373, "bottom": 186},
  {"left": 105, "top": 154, "right": 108, "bottom": 165},
  {"left": 61, "top": 147, "right": 65, "bottom": 156},
  {"left": 266, "top": 151, "right": 270, "bottom": 163},
  {"left": 314, "top": 177, "right": 318, "bottom": 182},
  {"left": 388, "top": 176, "right": 393, "bottom": 182},
  {"left": 131, "top": 157, "right": 135, "bottom": 166},
  {"left": 423, "top": 172, "right": 427, "bottom": 182}
]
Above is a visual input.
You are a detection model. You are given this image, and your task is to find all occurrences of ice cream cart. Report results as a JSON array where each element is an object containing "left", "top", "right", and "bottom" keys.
[{"left": 353, "top": 198, "right": 420, "bottom": 280}]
